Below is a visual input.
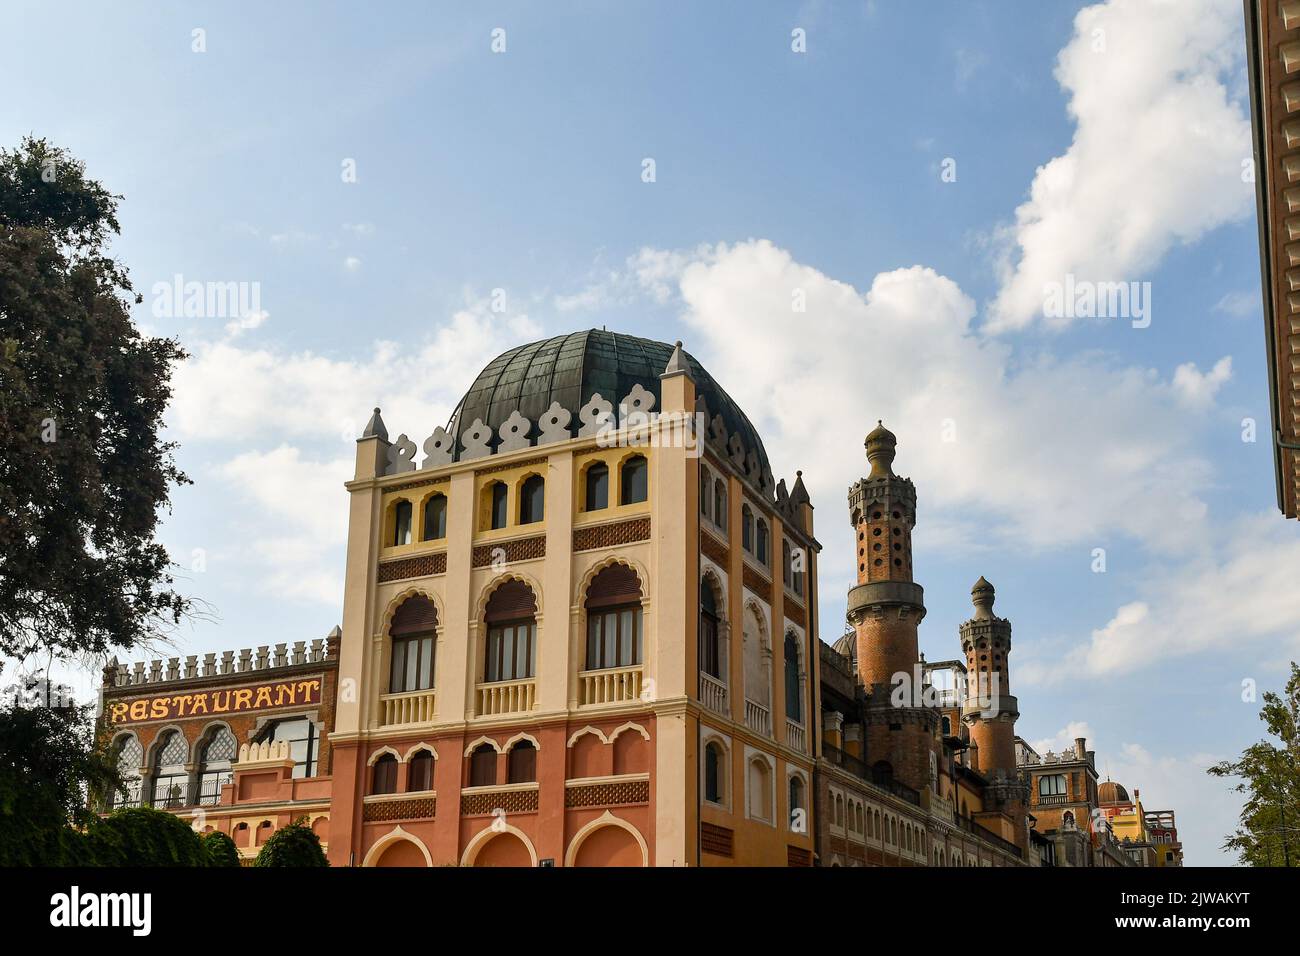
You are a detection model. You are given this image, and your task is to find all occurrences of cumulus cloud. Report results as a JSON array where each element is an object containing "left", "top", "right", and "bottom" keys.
[
  {"left": 223, "top": 309, "right": 268, "bottom": 338},
  {"left": 1172, "top": 355, "right": 1232, "bottom": 407},
  {"left": 988, "top": 0, "right": 1253, "bottom": 331}
]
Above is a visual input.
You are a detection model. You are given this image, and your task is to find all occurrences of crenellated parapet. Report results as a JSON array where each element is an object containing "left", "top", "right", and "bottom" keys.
[{"left": 101, "top": 627, "right": 340, "bottom": 689}]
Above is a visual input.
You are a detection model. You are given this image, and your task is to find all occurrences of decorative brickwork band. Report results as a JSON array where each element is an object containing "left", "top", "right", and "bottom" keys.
[
  {"left": 743, "top": 563, "right": 772, "bottom": 602},
  {"left": 700, "top": 529, "right": 729, "bottom": 568},
  {"left": 362, "top": 797, "right": 436, "bottom": 823},
  {"left": 564, "top": 778, "right": 650, "bottom": 809},
  {"left": 387, "top": 474, "right": 449, "bottom": 495},
  {"left": 376, "top": 552, "right": 448, "bottom": 583},
  {"left": 701, "top": 822, "right": 734, "bottom": 858},
  {"left": 573, "top": 516, "right": 652, "bottom": 552},
  {"left": 471, "top": 535, "right": 546, "bottom": 568},
  {"left": 461, "top": 787, "right": 540, "bottom": 816},
  {"left": 476, "top": 456, "right": 547, "bottom": 477}
]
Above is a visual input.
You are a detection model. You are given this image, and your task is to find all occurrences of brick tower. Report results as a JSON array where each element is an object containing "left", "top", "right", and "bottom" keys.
[
  {"left": 958, "top": 577, "right": 1030, "bottom": 845},
  {"left": 846, "top": 422, "right": 937, "bottom": 794}
]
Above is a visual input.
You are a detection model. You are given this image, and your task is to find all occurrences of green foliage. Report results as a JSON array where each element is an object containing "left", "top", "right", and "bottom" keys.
[
  {"left": 1208, "top": 662, "right": 1300, "bottom": 866},
  {"left": 202, "top": 829, "right": 241, "bottom": 867},
  {"left": 253, "top": 817, "right": 328, "bottom": 867},
  {"left": 0, "top": 685, "right": 120, "bottom": 866},
  {"left": 87, "top": 806, "right": 206, "bottom": 867},
  {"left": 0, "top": 135, "right": 188, "bottom": 664}
]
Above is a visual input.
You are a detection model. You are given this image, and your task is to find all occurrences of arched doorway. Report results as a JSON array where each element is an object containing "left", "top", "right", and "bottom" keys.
[
  {"left": 374, "top": 839, "right": 428, "bottom": 867},
  {"left": 572, "top": 825, "right": 643, "bottom": 867},
  {"left": 472, "top": 831, "right": 533, "bottom": 867}
]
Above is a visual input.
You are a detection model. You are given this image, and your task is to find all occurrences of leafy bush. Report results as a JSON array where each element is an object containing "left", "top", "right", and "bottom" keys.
[
  {"left": 202, "top": 829, "right": 241, "bottom": 867},
  {"left": 87, "top": 806, "right": 206, "bottom": 867},
  {"left": 253, "top": 818, "right": 327, "bottom": 867}
]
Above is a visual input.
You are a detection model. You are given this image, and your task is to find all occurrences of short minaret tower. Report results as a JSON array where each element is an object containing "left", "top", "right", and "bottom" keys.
[
  {"left": 846, "top": 423, "right": 936, "bottom": 794},
  {"left": 958, "top": 577, "right": 1030, "bottom": 844}
]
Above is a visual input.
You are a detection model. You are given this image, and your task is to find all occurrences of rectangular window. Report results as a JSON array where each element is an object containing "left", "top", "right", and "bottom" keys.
[
  {"left": 487, "top": 622, "right": 534, "bottom": 681},
  {"left": 1039, "top": 774, "right": 1066, "bottom": 796},
  {"left": 585, "top": 608, "right": 641, "bottom": 669}
]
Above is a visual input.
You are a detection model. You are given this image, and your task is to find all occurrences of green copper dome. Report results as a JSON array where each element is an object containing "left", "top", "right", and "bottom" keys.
[{"left": 447, "top": 329, "right": 770, "bottom": 480}]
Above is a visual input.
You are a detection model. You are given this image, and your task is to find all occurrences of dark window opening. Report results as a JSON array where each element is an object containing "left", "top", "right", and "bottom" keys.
[{"left": 620, "top": 455, "right": 648, "bottom": 504}]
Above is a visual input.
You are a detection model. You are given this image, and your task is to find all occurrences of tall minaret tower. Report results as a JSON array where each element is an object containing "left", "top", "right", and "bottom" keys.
[
  {"left": 959, "top": 577, "right": 1029, "bottom": 844},
  {"left": 846, "top": 423, "right": 937, "bottom": 794}
]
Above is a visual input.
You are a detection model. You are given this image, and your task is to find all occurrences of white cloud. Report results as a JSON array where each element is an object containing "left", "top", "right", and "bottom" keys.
[
  {"left": 1029, "top": 513, "right": 1300, "bottom": 681},
  {"left": 343, "top": 256, "right": 362, "bottom": 272},
  {"left": 1030, "top": 720, "right": 1095, "bottom": 757},
  {"left": 988, "top": 0, "right": 1252, "bottom": 331},
  {"left": 1213, "top": 290, "right": 1257, "bottom": 318},
  {"left": 1172, "top": 355, "right": 1232, "bottom": 407},
  {"left": 223, "top": 309, "right": 269, "bottom": 338}
]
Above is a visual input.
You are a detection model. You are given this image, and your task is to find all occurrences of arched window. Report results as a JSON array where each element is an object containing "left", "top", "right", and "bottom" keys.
[
  {"left": 699, "top": 467, "right": 712, "bottom": 520},
  {"left": 585, "top": 462, "right": 609, "bottom": 511},
  {"left": 389, "top": 595, "right": 438, "bottom": 693},
  {"left": 393, "top": 500, "right": 413, "bottom": 546},
  {"left": 487, "top": 481, "right": 508, "bottom": 530},
  {"left": 408, "top": 750, "right": 434, "bottom": 792},
  {"left": 784, "top": 632, "right": 802, "bottom": 724},
  {"left": 469, "top": 743, "right": 497, "bottom": 788},
  {"left": 713, "top": 479, "right": 727, "bottom": 530},
  {"left": 196, "top": 725, "right": 237, "bottom": 806},
  {"left": 371, "top": 753, "right": 398, "bottom": 795},
  {"left": 110, "top": 735, "right": 143, "bottom": 808},
  {"left": 151, "top": 730, "right": 189, "bottom": 808},
  {"left": 519, "top": 474, "right": 545, "bottom": 524},
  {"left": 788, "top": 775, "right": 806, "bottom": 825},
  {"left": 699, "top": 579, "right": 721, "bottom": 679},
  {"left": 507, "top": 740, "right": 537, "bottom": 783},
  {"left": 253, "top": 717, "right": 318, "bottom": 778},
  {"left": 620, "top": 455, "right": 648, "bottom": 504},
  {"left": 704, "top": 741, "right": 725, "bottom": 803},
  {"left": 484, "top": 580, "right": 537, "bottom": 682},
  {"left": 942, "top": 715, "right": 952, "bottom": 736},
  {"left": 742, "top": 604, "right": 769, "bottom": 715},
  {"left": 422, "top": 494, "right": 447, "bottom": 541},
  {"left": 756, "top": 519, "right": 769, "bottom": 565},
  {"left": 782, "top": 540, "right": 792, "bottom": 587},
  {"left": 748, "top": 758, "right": 772, "bottom": 821},
  {"left": 741, "top": 504, "right": 753, "bottom": 551},
  {"left": 584, "top": 564, "right": 643, "bottom": 670}
]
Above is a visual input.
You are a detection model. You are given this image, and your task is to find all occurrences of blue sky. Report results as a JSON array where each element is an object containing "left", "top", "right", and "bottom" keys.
[{"left": 4, "top": 0, "right": 1291, "bottom": 864}]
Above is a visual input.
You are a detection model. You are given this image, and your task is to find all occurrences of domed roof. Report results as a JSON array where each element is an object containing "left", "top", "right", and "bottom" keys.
[
  {"left": 446, "top": 329, "right": 771, "bottom": 477},
  {"left": 832, "top": 630, "right": 857, "bottom": 665},
  {"left": 1098, "top": 780, "right": 1130, "bottom": 805}
]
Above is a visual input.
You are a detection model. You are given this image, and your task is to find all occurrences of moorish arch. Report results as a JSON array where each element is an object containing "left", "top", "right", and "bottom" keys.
[
  {"left": 474, "top": 570, "right": 545, "bottom": 623},
  {"left": 378, "top": 585, "right": 445, "bottom": 635},
  {"left": 461, "top": 822, "right": 538, "bottom": 867},
  {"left": 564, "top": 811, "right": 648, "bottom": 867},
  {"left": 362, "top": 826, "right": 432, "bottom": 868},
  {"left": 574, "top": 554, "right": 650, "bottom": 608}
]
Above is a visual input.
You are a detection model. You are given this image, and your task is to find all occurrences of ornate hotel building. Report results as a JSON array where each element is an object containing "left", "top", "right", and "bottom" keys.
[{"left": 96, "top": 328, "right": 1178, "bottom": 866}]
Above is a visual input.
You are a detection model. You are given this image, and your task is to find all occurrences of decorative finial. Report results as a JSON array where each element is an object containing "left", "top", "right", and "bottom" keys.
[
  {"left": 864, "top": 420, "right": 898, "bottom": 478},
  {"left": 361, "top": 407, "right": 389, "bottom": 441},
  {"left": 661, "top": 339, "right": 690, "bottom": 378},
  {"left": 971, "top": 576, "right": 995, "bottom": 618}
]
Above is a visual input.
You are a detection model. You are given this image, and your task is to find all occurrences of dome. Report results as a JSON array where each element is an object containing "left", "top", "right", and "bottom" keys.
[
  {"left": 1098, "top": 780, "right": 1130, "bottom": 805},
  {"left": 446, "top": 330, "right": 771, "bottom": 478},
  {"left": 832, "top": 630, "right": 857, "bottom": 665}
]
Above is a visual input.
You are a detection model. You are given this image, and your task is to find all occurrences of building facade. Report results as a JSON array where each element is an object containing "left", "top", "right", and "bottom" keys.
[{"left": 95, "top": 327, "right": 1180, "bottom": 867}]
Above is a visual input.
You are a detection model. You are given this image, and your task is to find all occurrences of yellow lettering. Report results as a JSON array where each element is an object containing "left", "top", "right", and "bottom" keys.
[
  {"left": 129, "top": 700, "right": 148, "bottom": 721},
  {"left": 233, "top": 688, "right": 254, "bottom": 711},
  {"left": 149, "top": 698, "right": 169, "bottom": 719},
  {"left": 110, "top": 702, "right": 129, "bottom": 724},
  {"left": 276, "top": 683, "right": 296, "bottom": 706},
  {"left": 212, "top": 690, "right": 231, "bottom": 713},
  {"left": 253, "top": 685, "right": 273, "bottom": 709},
  {"left": 190, "top": 692, "right": 208, "bottom": 715}
]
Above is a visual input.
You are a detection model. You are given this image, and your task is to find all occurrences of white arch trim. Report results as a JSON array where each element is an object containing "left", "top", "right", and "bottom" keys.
[
  {"left": 573, "top": 553, "right": 651, "bottom": 607},
  {"left": 362, "top": 825, "right": 433, "bottom": 868},
  {"left": 367, "top": 745, "right": 402, "bottom": 766},
  {"left": 378, "top": 585, "right": 446, "bottom": 635},
  {"left": 567, "top": 725, "right": 610, "bottom": 747},
  {"left": 402, "top": 742, "right": 437, "bottom": 762},
  {"left": 608, "top": 721, "right": 650, "bottom": 743},
  {"left": 464, "top": 735, "right": 504, "bottom": 757},
  {"left": 563, "top": 810, "right": 649, "bottom": 868},
  {"left": 460, "top": 821, "right": 539, "bottom": 867},
  {"left": 504, "top": 731, "right": 541, "bottom": 752},
  {"left": 474, "top": 568, "right": 546, "bottom": 621}
]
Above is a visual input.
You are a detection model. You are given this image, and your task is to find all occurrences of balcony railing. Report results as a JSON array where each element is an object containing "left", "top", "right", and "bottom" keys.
[
  {"left": 380, "top": 687, "right": 436, "bottom": 727},
  {"left": 955, "top": 812, "right": 1023, "bottom": 858},
  {"left": 744, "top": 698, "right": 772, "bottom": 737},
  {"left": 579, "top": 665, "right": 644, "bottom": 706},
  {"left": 1037, "top": 793, "right": 1069, "bottom": 806},
  {"left": 476, "top": 678, "right": 536, "bottom": 716},
  {"left": 699, "top": 672, "right": 728, "bottom": 717},
  {"left": 821, "top": 742, "right": 921, "bottom": 807},
  {"left": 785, "top": 718, "right": 807, "bottom": 754}
]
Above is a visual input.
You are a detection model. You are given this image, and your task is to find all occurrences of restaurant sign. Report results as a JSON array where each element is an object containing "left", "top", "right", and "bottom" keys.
[{"left": 107, "top": 677, "right": 322, "bottom": 725}]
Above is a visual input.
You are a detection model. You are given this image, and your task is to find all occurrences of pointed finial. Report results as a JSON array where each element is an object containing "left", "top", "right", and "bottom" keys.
[
  {"left": 361, "top": 407, "right": 388, "bottom": 441},
  {"left": 864, "top": 420, "right": 897, "bottom": 478},
  {"left": 661, "top": 339, "right": 690, "bottom": 378},
  {"left": 790, "top": 470, "right": 811, "bottom": 506}
]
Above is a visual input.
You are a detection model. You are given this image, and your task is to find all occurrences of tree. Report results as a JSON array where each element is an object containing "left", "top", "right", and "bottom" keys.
[
  {"left": 0, "top": 136, "right": 188, "bottom": 666},
  {"left": 254, "top": 818, "right": 328, "bottom": 867},
  {"left": 202, "top": 829, "right": 241, "bottom": 867},
  {"left": 0, "top": 681, "right": 119, "bottom": 866},
  {"left": 1208, "top": 662, "right": 1300, "bottom": 866},
  {"left": 0, "top": 137, "right": 189, "bottom": 865},
  {"left": 86, "top": 806, "right": 206, "bottom": 867}
]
